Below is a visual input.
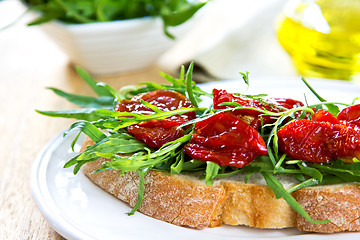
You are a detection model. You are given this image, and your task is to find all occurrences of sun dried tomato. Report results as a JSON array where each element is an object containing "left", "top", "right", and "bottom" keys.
[
  {"left": 116, "top": 90, "right": 196, "bottom": 147},
  {"left": 213, "top": 89, "right": 304, "bottom": 129},
  {"left": 127, "top": 120, "right": 185, "bottom": 148},
  {"left": 116, "top": 89, "right": 195, "bottom": 121},
  {"left": 312, "top": 109, "right": 340, "bottom": 124},
  {"left": 337, "top": 104, "right": 360, "bottom": 126},
  {"left": 278, "top": 118, "right": 360, "bottom": 163},
  {"left": 184, "top": 112, "right": 268, "bottom": 168}
]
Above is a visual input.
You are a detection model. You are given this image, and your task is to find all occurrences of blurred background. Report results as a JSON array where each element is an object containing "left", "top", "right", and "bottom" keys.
[
  {"left": 1, "top": 0, "right": 360, "bottom": 238},
  {"left": 2, "top": 0, "right": 359, "bottom": 82},
  {"left": 0, "top": 0, "right": 296, "bottom": 83}
]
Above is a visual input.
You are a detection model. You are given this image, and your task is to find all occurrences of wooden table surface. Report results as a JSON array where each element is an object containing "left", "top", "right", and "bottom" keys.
[{"left": 0, "top": 2, "right": 169, "bottom": 239}]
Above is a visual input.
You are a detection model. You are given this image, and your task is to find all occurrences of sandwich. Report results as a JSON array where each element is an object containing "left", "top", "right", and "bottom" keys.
[{"left": 37, "top": 64, "right": 360, "bottom": 233}]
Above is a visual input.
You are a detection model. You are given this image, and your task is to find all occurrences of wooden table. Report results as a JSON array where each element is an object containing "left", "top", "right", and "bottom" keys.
[{"left": 0, "top": 2, "right": 169, "bottom": 239}]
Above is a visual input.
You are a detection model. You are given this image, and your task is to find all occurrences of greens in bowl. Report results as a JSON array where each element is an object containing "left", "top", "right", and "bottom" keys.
[{"left": 23, "top": 0, "right": 207, "bottom": 38}]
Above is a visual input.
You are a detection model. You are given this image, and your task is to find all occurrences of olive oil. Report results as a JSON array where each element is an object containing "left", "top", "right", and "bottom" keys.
[{"left": 277, "top": 0, "right": 360, "bottom": 81}]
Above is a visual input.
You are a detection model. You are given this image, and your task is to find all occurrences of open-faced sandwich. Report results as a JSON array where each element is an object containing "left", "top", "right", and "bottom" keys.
[{"left": 37, "top": 64, "right": 360, "bottom": 233}]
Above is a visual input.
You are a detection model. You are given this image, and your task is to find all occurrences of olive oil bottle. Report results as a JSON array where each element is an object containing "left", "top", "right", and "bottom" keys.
[{"left": 277, "top": 0, "right": 360, "bottom": 81}]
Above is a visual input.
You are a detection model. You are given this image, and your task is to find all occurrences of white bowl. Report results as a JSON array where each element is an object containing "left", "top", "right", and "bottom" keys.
[{"left": 39, "top": 17, "right": 190, "bottom": 75}]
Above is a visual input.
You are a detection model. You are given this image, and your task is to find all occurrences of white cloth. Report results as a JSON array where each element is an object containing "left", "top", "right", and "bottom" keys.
[{"left": 159, "top": 0, "right": 298, "bottom": 82}]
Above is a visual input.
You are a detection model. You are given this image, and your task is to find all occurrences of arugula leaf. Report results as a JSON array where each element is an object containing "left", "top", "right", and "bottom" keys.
[
  {"left": 297, "top": 163, "right": 323, "bottom": 182},
  {"left": 181, "top": 159, "right": 206, "bottom": 172},
  {"left": 75, "top": 66, "right": 113, "bottom": 97},
  {"left": 36, "top": 108, "right": 105, "bottom": 121},
  {"left": 65, "top": 132, "right": 187, "bottom": 175},
  {"left": 205, "top": 161, "right": 220, "bottom": 186},
  {"left": 140, "top": 100, "right": 162, "bottom": 113},
  {"left": 170, "top": 152, "right": 185, "bottom": 174},
  {"left": 312, "top": 160, "right": 360, "bottom": 176},
  {"left": 301, "top": 77, "right": 340, "bottom": 115},
  {"left": 87, "top": 133, "right": 192, "bottom": 174},
  {"left": 27, "top": 11, "right": 62, "bottom": 25},
  {"left": 69, "top": 131, "right": 82, "bottom": 151},
  {"left": 63, "top": 154, "right": 83, "bottom": 169},
  {"left": 179, "top": 65, "right": 185, "bottom": 81},
  {"left": 309, "top": 160, "right": 360, "bottom": 185},
  {"left": 127, "top": 168, "right": 149, "bottom": 215},
  {"left": 126, "top": 72, "right": 211, "bottom": 101},
  {"left": 274, "top": 154, "right": 287, "bottom": 173},
  {"left": 66, "top": 120, "right": 106, "bottom": 143},
  {"left": 108, "top": 146, "right": 178, "bottom": 172},
  {"left": 287, "top": 178, "right": 319, "bottom": 193},
  {"left": 96, "top": 82, "right": 124, "bottom": 101},
  {"left": 160, "top": 1, "right": 206, "bottom": 27},
  {"left": 73, "top": 160, "right": 91, "bottom": 174},
  {"left": 321, "top": 173, "right": 360, "bottom": 184},
  {"left": 47, "top": 87, "right": 114, "bottom": 109},
  {"left": 36, "top": 67, "right": 117, "bottom": 121},
  {"left": 160, "top": 1, "right": 206, "bottom": 38},
  {"left": 53, "top": 0, "right": 94, "bottom": 23},
  {"left": 261, "top": 172, "right": 330, "bottom": 224},
  {"left": 185, "top": 62, "right": 199, "bottom": 107},
  {"left": 77, "top": 133, "right": 146, "bottom": 161},
  {"left": 239, "top": 71, "right": 249, "bottom": 90},
  {"left": 96, "top": 107, "right": 202, "bottom": 129}
]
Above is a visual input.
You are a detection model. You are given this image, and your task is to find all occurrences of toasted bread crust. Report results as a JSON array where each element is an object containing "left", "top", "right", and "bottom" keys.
[
  {"left": 80, "top": 139, "right": 360, "bottom": 233},
  {"left": 292, "top": 185, "right": 360, "bottom": 232},
  {"left": 82, "top": 158, "right": 227, "bottom": 229}
]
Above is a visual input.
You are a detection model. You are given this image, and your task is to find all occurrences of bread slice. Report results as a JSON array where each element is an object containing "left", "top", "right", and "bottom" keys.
[{"left": 80, "top": 139, "right": 360, "bottom": 233}]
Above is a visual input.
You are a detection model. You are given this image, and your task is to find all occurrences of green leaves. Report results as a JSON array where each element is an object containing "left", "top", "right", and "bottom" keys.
[
  {"left": 205, "top": 161, "right": 221, "bottom": 186},
  {"left": 24, "top": 0, "right": 207, "bottom": 38},
  {"left": 297, "top": 163, "right": 323, "bottom": 182},
  {"left": 36, "top": 108, "right": 104, "bottom": 121},
  {"left": 47, "top": 87, "right": 114, "bottom": 109},
  {"left": 36, "top": 66, "right": 116, "bottom": 121},
  {"left": 67, "top": 120, "right": 106, "bottom": 143},
  {"left": 301, "top": 77, "right": 340, "bottom": 115},
  {"left": 262, "top": 172, "right": 330, "bottom": 225},
  {"left": 127, "top": 168, "right": 149, "bottom": 215},
  {"left": 79, "top": 133, "right": 145, "bottom": 159},
  {"left": 96, "top": 82, "right": 125, "bottom": 101},
  {"left": 64, "top": 132, "right": 147, "bottom": 173},
  {"left": 239, "top": 71, "right": 250, "bottom": 92},
  {"left": 160, "top": 1, "right": 207, "bottom": 38},
  {"left": 75, "top": 66, "right": 113, "bottom": 97},
  {"left": 95, "top": 107, "right": 201, "bottom": 131},
  {"left": 170, "top": 152, "right": 185, "bottom": 174},
  {"left": 185, "top": 62, "right": 199, "bottom": 108},
  {"left": 311, "top": 160, "right": 360, "bottom": 184},
  {"left": 68, "top": 131, "right": 192, "bottom": 174},
  {"left": 160, "top": 1, "right": 206, "bottom": 27},
  {"left": 125, "top": 67, "right": 211, "bottom": 101}
]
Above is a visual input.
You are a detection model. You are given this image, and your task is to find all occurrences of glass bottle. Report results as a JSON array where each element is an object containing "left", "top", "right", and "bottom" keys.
[{"left": 276, "top": 0, "right": 360, "bottom": 81}]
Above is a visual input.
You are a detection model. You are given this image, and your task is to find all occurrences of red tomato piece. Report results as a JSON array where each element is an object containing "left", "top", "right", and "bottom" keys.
[
  {"left": 312, "top": 110, "right": 340, "bottom": 124},
  {"left": 116, "top": 89, "right": 195, "bottom": 121},
  {"left": 184, "top": 112, "right": 268, "bottom": 168},
  {"left": 116, "top": 90, "right": 196, "bottom": 147},
  {"left": 337, "top": 104, "right": 360, "bottom": 126},
  {"left": 127, "top": 120, "right": 184, "bottom": 148},
  {"left": 278, "top": 119, "right": 360, "bottom": 163},
  {"left": 213, "top": 89, "right": 304, "bottom": 129}
]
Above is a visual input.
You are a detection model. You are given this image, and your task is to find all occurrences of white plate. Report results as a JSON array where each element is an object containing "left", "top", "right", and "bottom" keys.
[{"left": 31, "top": 78, "right": 360, "bottom": 240}]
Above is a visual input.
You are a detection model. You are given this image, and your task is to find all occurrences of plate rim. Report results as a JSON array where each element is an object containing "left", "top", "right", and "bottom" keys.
[{"left": 31, "top": 131, "right": 98, "bottom": 240}]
